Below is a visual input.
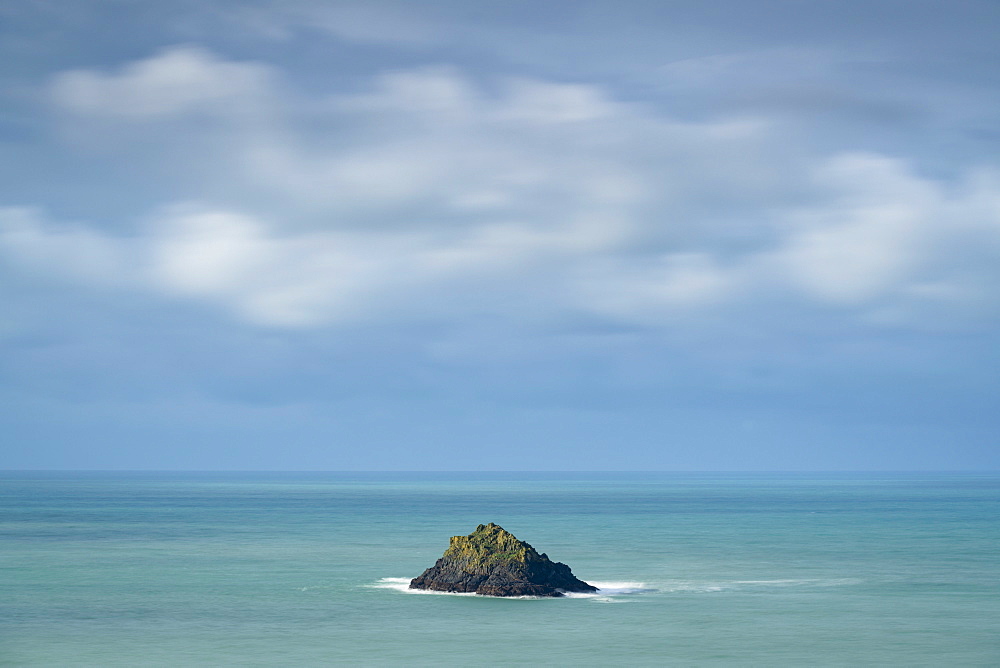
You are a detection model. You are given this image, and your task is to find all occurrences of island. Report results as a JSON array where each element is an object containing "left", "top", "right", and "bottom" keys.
[{"left": 409, "top": 523, "right": 597, "bottom": 597}]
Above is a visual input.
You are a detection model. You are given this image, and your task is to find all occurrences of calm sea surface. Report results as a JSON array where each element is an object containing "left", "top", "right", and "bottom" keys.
[{"left": 2, "top": 472, "right": 998, "bottom": 666}]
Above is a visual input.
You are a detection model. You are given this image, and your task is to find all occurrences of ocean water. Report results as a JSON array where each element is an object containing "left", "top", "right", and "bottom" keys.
[{"left": 2, "top": 472, "right": 999, "bottom": 666}]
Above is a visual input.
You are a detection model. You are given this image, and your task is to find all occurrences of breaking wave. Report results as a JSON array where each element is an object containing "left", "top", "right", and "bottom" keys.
[
  {"left": 370, "top": 576, "right": 858, "bottom": 600},
  {"left": 369, "top": 577, "right": 657, "bottom": 601},
  {"left": 564, "top": 581, "right": 659, "bottom": 603},
  {"left": 369, "top": 577, "right": 477, "bottom": 596}
]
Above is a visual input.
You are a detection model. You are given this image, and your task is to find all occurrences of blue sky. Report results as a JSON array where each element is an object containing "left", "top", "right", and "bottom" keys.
[{"left": 2, "top": 1, "right": 998, "bottom": 470}]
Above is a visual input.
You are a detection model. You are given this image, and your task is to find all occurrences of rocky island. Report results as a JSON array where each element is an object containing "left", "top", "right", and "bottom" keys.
[{"left": 409, "top": 523, "right": 597, "bottom": 597}]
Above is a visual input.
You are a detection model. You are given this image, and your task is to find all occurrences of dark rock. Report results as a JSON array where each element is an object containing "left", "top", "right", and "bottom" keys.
[{"left": 409, "top": 523, "right": 597, "bottom": 597}]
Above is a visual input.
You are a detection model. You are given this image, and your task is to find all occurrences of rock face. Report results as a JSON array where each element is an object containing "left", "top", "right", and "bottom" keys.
[{"left": 409, "top": 523, "right": 597, "bottom": 597}]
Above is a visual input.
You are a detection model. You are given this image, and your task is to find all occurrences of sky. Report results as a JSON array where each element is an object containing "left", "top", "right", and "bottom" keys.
[{"left": 1, "top": 0, "right": 998, "bottom": 470}]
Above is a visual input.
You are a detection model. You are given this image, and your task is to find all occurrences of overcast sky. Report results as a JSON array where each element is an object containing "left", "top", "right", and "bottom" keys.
[{"left": 2, "top": 0, "right": 998, "bottom": 470}]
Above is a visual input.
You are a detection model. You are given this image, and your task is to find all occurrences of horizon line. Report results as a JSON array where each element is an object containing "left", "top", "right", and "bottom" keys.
[{"left": 3, "top": 469, "right": 996, "bottom": 474}]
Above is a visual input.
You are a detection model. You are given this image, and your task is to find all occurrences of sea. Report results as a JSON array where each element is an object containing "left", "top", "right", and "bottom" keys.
[{"left": 2, "top": 471, "right": 998, "bottom": 666}]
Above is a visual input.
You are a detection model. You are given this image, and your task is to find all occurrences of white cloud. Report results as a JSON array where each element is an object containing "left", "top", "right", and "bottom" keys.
[
  {"left": 144, "top": 205, "right": 574, "bottom": 327},
  {"left": 774, "top": 153, "right": 937, "bottom": 304},
  {"left": 769, "top": 154, "right": 1000, "bottom": 311},
  {"left": 150, "top": 209, "right": 274, "bottom": 297},
  {"left": 495, "top": 78, "right": 618, "bottom": 124},
  {"left": 235, "top": 67, "right": 650, "bottom": 220},
  {"left": 14, "top": 48, "right": 999, "bottom": 333},
  {"left": 50, "top": 45, "right": 274, "bottom": 117},
  {"left": 147, "top": 207, "right": 407, "bottom": 326}
]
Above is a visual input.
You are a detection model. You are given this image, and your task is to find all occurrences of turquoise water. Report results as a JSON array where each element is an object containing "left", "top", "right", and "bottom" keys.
[{"left": 2, "top": 472, "right": 999, "bottom": 666}]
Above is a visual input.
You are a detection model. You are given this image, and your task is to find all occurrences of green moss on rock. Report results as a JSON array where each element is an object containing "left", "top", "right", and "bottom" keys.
[{"left": 409, "top": 523, "right": 597, "bottom": 597}]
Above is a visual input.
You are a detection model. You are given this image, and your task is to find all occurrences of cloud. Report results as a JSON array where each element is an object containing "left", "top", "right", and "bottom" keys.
[
  {"left": 149, "top": 206, "right": 409, "bottom": 327},
  {"left": 495, "top": 78, "right": 619, "bottom": 124},
  {"left": 771, "top": 154, "right": 1000, "bottom": 312},
  {"left": 230, "top": 66, "right": 651, "bottom": 225},
  {"left": 50, "top": 45, "right": 275, "bottom": 117},
  {"left": 9, "top": 47, "right": 997, "bottom": 335},
  {"left": 143, "top": 204, "right": 636, "bottom": 328},
  {"left": 773, "top": 153, "right": 938, "bottom": 304}
]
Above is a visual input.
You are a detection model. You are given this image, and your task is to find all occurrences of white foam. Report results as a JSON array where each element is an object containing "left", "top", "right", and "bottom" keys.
[
  {"left": 658, "top": 581, "right": 726, "bottom": 593},
  {"left": 656, "top": 577, "right": 862, "bottom": 593},
  {"left": 368, "top": 577, "right": 477, "bottom": 596},
  {"left": 590, "top": 581, "right": 658, "bottom": 595},
  {"left": 733, "top": 578, "right": 862, "bottom": 587},
  {"left": 371, "top": 576, "right": 857, "bottom": 599},
  {"left": 370, "top": 577, "right": 657, "bottom": 601},
  {"left": 369, "top": 577, "right": 413, "bottom": 591}
]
